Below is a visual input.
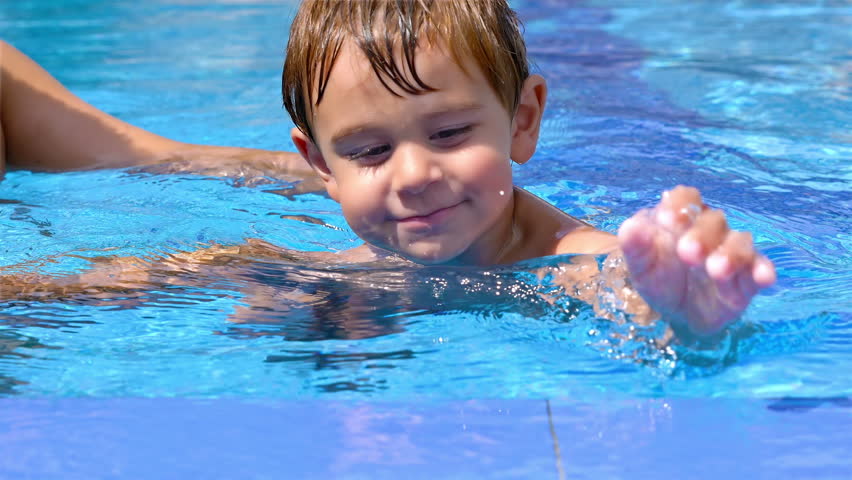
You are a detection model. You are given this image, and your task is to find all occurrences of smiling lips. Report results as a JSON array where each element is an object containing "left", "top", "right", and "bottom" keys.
[{"left": 397, "top": 202, "right": 463, "bottom": 228}]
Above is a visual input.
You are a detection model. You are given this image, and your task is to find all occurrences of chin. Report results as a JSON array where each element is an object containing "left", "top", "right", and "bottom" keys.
[
  {"left": 369, "top": 233, "right": 472, "bottom": 265},
  {"left": 400, "top": 244, "right": 464, "bottom": 266},
  {"left": 401, "top": 251, "right": 452, "bottom": 265}
]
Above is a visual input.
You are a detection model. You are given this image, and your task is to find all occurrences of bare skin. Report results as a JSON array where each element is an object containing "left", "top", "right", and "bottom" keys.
[
  {"left": 0, "top": 40, "right": 310, "bottom": 178},
  {"left": 618, "top": 185, "right": 777, "bottom": 336},
  {"left": 0, "top": 40, "right": 777, "bottom": 339},
  {"left": 288, "top": 40, "right": 776, "bottom": 336},
  {"left": 0, "top": 183, "right": 776, "bottom": 339}
]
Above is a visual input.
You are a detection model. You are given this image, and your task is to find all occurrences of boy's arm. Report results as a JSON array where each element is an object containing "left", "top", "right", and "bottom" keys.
[
  {"left": 0, "top": 40, "right": 311, "bottom": 175},
  {"left": 552, "top": 185, "right": 776, "bottom": 338},
  {"left": 0, "top": 241, "right": 348, "bottom": 328},
  {"left": 615, "top": 186, "right": 776, "bottom": 336}
]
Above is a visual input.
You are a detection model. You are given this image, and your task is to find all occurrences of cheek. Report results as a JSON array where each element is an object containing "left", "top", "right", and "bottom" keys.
[
  {"left": 336, "top": 173, "right": 388, "bottom": 229},
  {"left": 458, "top": 148, "right": 514, "bottom": 192}
]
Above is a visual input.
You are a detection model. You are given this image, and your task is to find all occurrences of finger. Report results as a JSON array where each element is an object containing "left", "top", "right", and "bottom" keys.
[
  {"left": 656, "top": 185, "right": 705, "bottom": 233},
  {"left": 664, "top": 185, "right": 703, "bottom": 209},
  {"left": 752, "top": 255, "right": 777, "bottom": 287},
  {"left": 715, "top": 266, "right": 760, "bottom": 314},
  {"left": 618, "top": 210, "right": 658, "bottom": 278},
  {"left": 677, "top": 209, "right": 729, "bottom": 266},
  {"left": 706, "top": 230, "right": 755, "bottom": 280}
]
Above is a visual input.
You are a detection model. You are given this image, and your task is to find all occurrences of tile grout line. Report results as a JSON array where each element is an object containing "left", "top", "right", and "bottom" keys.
[{"left": 546, "top": 399, "right": 566, "bottom": 480}]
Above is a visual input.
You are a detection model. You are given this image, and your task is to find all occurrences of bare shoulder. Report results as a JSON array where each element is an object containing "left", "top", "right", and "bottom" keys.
[
  {"left": 513, "top": 187, "right": 618, "bottom": 257},
  {"left": 554, "top": 225, "right": 618, "bottom": 255}
]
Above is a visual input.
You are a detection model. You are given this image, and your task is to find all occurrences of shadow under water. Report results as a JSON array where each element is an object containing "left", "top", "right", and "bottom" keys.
[{"left": 1, "top": 241, "right": 794, "bottom": 386}]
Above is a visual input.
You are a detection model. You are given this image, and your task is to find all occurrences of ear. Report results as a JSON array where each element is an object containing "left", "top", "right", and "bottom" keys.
[
  {"left": 510, "top": 74, "right": 547, "bottom": 165},
  {"left": 290, "top": 127, "right": 339, "bottom": 202}
]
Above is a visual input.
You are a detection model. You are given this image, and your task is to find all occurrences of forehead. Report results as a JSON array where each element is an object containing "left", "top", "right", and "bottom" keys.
[{"left": 309, "top": 41, "right": 502, "bottom": 139}]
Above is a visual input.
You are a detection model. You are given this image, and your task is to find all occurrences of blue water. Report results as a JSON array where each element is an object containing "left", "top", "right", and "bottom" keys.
[{"left": 0, "top": 0, "right": 850, "bottom": 477}]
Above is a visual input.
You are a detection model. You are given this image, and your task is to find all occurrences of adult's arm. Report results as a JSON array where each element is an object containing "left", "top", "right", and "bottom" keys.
[{"left": 0, "top": 40, "right": 310, "bottom": 175}]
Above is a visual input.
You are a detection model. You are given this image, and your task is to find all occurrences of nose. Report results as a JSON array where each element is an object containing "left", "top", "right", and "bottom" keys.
[{"left": 392, "top": 143, "right": 442, "bottom": 195}]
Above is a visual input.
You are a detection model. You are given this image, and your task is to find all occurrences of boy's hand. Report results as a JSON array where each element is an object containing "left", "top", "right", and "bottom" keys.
[{"left": 617, "top": 186, "right": 776, "bottom": 336}]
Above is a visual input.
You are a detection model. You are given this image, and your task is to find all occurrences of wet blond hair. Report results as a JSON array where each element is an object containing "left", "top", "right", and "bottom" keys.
[{"left": 282, "top": 0, "right": 529, "bottom": 141}]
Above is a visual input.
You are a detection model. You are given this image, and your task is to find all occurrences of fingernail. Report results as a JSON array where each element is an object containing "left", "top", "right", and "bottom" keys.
[
  {"left": 754, "top": 260, "right": 777, "bottom": 286},
  {"left": 678, "top": 237, "right": 702, "bottom": 260},
  {"left": 656, "top": 209, "right": 675, "bottom": 229},
  {"left": 707, "top": 254, "right": 730, "bottom": 278},
  {"left": 680, "top": 203, "right": 701, "bottom": 222}
]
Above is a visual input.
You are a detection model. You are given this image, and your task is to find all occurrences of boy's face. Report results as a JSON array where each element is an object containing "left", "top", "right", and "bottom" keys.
[{"left": 292, "top": 41, "right": 541, "bottom": 265}]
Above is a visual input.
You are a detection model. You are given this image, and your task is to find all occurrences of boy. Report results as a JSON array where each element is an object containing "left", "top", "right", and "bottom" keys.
[
  {"left": 1, "top": 1, "right": 776, "bottom": 339},
  {"left": 279, "top": 0, "right": 776, "bottom": 336}
]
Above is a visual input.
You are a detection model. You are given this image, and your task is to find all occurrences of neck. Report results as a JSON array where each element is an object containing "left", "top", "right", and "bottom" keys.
[{"left": 450, "top": 186, "right": 523, "bottom": 267}]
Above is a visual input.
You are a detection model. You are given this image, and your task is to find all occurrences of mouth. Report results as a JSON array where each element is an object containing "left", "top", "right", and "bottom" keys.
[{"left": 397, "top": 201, "right": 464, "bottom": 228}]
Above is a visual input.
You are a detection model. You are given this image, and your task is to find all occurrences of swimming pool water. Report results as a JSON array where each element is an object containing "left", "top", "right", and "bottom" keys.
[{"left": 0, "top": 0, "right": 850, "bottom": 477}]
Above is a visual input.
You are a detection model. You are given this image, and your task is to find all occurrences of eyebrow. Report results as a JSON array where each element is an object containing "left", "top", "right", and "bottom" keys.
[{"left": 328, "top": 102, "right": 485, "bottom": 144}]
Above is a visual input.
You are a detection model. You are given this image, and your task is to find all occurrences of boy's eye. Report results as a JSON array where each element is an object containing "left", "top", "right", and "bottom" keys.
[
  {"left": 430, "top": 125, "right": 473, "bottom": 145},
  {"left": 348, "top": 144, "right": 391, "bottom": 163}
]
